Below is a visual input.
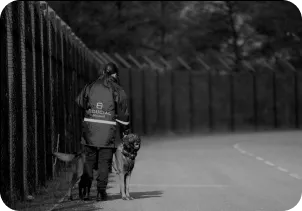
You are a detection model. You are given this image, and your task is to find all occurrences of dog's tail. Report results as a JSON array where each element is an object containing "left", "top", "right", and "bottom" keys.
[{"left": 53, "top": 152, "right": 76, "bottom": 162}]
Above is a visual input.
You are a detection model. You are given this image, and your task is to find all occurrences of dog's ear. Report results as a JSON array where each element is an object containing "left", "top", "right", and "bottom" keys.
[
  {"left": 123, "top": 134, "right": 141, "bottom": 145},
  {"left": 122, "top": 134, "right": 131, "bottom": 147},
  {"left": 133, "top": 134, "right": 141, "bottom": 143}
]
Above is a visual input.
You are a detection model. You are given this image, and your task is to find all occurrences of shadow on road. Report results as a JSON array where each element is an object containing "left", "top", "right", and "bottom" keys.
[
  {"left": 52, "top": 190, "right": 163, "bottom": 211},
  {"left": 53, "top": 200, "right": 101, "bottom": 211},
  {"left": 107, "top": 190, "right": 163, "bottom": 201}
]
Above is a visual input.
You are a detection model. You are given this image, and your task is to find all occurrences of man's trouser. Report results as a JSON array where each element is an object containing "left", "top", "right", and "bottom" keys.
[{"left": 83, "top": 145, "right": 114, "bottom": 192}]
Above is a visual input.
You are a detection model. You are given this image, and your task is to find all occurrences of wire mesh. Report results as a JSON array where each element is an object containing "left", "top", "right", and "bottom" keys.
[{"left": 1, "top": 1, "right": 100, "bottom": 207}]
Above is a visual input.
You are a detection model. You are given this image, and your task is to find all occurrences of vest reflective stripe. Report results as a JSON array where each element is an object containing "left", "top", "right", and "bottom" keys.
[
  {"left": 116, "top": 119, "right": 130, "bottom": 125},
  {"left": 84, "top": 118, "right": 117, "bottom": 125}
]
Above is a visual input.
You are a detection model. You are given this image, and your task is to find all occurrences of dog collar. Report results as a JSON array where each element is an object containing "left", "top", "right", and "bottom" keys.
[{"left": 121, "top": 147, "right": 137, "bottom": 160}]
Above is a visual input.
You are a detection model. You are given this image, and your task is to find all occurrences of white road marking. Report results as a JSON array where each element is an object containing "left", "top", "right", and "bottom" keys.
[
  {"left": 256, "top": 157, "right": 264, "bottom": 161},
  {"left": 129, "top": 184, "right": 229, "bottom": 188},
  {"left": 234, "top": 143, "right": 302, "bottom": 181},
  {"left": 264, "top": 161, "right": 275, "bottom": 166},
  {"left": 277, "top": 167, "right": 289, "bottom": 172},
  {"left": 290, "top": 173, "right": 302, "bottom": 180}
]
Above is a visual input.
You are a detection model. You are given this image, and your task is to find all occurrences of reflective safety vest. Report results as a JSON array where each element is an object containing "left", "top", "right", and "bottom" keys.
[{"left": 75, "top": 77, "right": 130, "bottom": 148}]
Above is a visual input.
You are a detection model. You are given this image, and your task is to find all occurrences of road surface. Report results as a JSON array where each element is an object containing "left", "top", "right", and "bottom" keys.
[{"left": 50, "top": 130, "right": 302, "bottom": 211}]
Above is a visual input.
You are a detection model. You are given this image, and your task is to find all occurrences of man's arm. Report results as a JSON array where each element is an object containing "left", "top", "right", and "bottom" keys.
[
  {"left": 115, "top": 89, "right": 131, "bottom": 136},
  {"left": 75, "top": 84, "right": 89, "bottom": 110}
]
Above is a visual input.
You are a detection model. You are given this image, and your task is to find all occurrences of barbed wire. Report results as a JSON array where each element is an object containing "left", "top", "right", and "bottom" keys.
[{"left": 92, "top": 50, "right": 298, "bottom": 74}]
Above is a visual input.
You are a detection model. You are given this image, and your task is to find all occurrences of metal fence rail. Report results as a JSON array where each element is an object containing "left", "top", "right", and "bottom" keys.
[
  {"left": 95, "top": 52, "right": 301, "bottom": 136},
  {"left": 0, "top": 1, "right": 101, "bottom": 207}
]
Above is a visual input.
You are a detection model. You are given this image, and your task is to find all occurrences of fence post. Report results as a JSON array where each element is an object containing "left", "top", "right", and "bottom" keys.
[
  {"left": 56, "top": 18, "right": 63, "bottom": 153},
  {"left": 208, "top": 70, "right": 214, "bottom": 132},
  {"left": 272, "top": 70, "right": 278, "bottom": 129},
  {"left": 46, "top": 5, "right": 56, "bottom": 180},
  {"left": 0, "top": 2, "right": 8, "bottom": 205},
  {"left": 63, "top": 26, "right": 69, "bottom": 153},
  {"left": 128, "top": 54, "right": 145, "bottom": 135},
  {"left": 71, "top": 35, "right": 77, "bottom": 153},
  {"left": 50, "top": 11, "right": 61, "bottom": 162},
  {"left": 171, "top": 69, "right": 175, "bottom": 132},
  {"left": 29, "top": 1, "right": 39, "bottom": 191},
  {"left": 229, "top": 71, "right": 235, "bottom": 132},
  {"left": 113, "top": 53, "right": 134, "bottom": 133},
  {"left": 128, "top": 64, "right": 134, "bottom": 134},
  {"left": 17, "top": 1, "right": 30, "bottom": 199},
  {"left": 4, "top": 3, "right": 19, "bottom": 204},
  {"left": 141, "top": 63, "right": 147, "bottom": 135},
  {"left": 294, "top": 70, "right": 300, "bottom": 128},
  {"left": 279, "top": 59, "right": 299, "bottom": 129},
  {"left": 74, "top": 38, "right": 80, "bottom": 152},
  {"left": 251, "top": 70, "right": 257, "bottom": 132},
  {"left": 35, "top": 1, "right": 47, "bottom": 186},
  {"left": 241, "top": 61, "right": 257, "bottom": 131},
  {"left": 143, "top": 56, "right": 162, "bottom": 133},
  {"left": 189, "top": 69, "right": 193, "bottom": 132},
  {"left": 156, "top": 68, "right": 160, "bottom": 133},
  {"left": 176, "top": 56, "right": 192, "bottom": 131},
  {"left": 197, "top": 55, "right": 214, "bottom": 132},
  {"left": 50, "top": 12, "right": 60, "bottom": 175},
  {"left": 68, "top": 29, "right": 73, "bottom": 153}
]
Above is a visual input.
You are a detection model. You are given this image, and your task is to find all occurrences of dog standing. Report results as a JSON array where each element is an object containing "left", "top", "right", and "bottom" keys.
[
  {"left": 112, "top": 134, "right": 141, "bottom": 200},
  {"left": 52, "top": 152, "right": 90, "bottom": 200}
]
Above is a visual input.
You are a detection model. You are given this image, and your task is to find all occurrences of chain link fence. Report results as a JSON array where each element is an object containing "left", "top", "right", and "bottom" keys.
[
  {"left": 94, "top": 51, "right": 302, "bottom": 136},
  {"left": 0, "top": 1, "right": 101, "bottom": 207}
]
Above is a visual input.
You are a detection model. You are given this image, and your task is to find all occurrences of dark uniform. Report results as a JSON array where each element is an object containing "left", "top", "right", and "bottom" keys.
[{"left": 75, "top": 63, "right": 130, "bottom": 200}]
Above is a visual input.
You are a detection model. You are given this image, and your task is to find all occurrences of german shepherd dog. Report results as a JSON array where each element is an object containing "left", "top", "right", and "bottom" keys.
[
  {"left": 112, "top": 134, "right": 141, "bottom": 200},
  {"left": 52, "top": 152, "right": 90, "bottom": 201}
]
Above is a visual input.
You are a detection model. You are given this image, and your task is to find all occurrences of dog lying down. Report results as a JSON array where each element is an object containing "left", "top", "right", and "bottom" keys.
[{"left": 53, "top": 133, "right": 141, "bottom": 201}]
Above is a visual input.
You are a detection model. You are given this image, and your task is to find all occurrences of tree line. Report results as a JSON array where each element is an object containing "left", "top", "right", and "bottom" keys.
[{"left": 48, "top": 1, "right": 302, "bottom": 71}]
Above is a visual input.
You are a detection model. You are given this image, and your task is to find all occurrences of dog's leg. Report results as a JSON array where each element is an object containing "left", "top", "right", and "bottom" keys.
[
  {"left": 69, "top": 158, "right": 84, "bottom": 201},
  {"left": 125, "top": 173, "right": 133, "bottom": 200},
  {"left": 119, "top": 173, "right": 127, "bottom": 200},
  {"left": 78, "top": 179, "right": 83, "bottom": 200},
  {"left": 111, "top": 155, "right": 118, "bottom": 173},
  {"left": 79, "top": 176, "right": 86, "bottom": 200},
  {"left": 68, "top": 173, "right": 80, "bottom": 200}
]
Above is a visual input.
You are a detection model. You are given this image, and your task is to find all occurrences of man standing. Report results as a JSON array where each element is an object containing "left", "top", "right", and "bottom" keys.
[{"left": 75, "top": 62, "right": 130, "bottom": 201}]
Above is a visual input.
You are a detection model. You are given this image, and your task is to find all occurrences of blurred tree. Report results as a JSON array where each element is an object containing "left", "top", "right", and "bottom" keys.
[
  {"left": 48, "top": 1, "right": 302, "bottom": 70},
  {"left": 245, "top": 1, "right": 302, "bottom": 69},
  {"left": 48, "top": 1, "right": 183, "bottom": 56}
]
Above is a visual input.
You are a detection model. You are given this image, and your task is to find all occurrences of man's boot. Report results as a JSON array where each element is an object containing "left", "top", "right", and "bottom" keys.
[
  {"left": 96, "top": 189, "right": 108, "bottom": 201},
  {"left": 83, "top": 179, "right": 92, "bottom": 201},
  {"left": 79, "top": 186, "right": 84, "bottom": 200},
  {"left": 83, "top": 187, "right": 90, "bottom": 201}
]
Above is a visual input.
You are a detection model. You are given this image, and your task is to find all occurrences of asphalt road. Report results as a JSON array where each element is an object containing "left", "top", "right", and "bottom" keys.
[{"left": 53, "top": 130, "right": 302, "bottom": 211}]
